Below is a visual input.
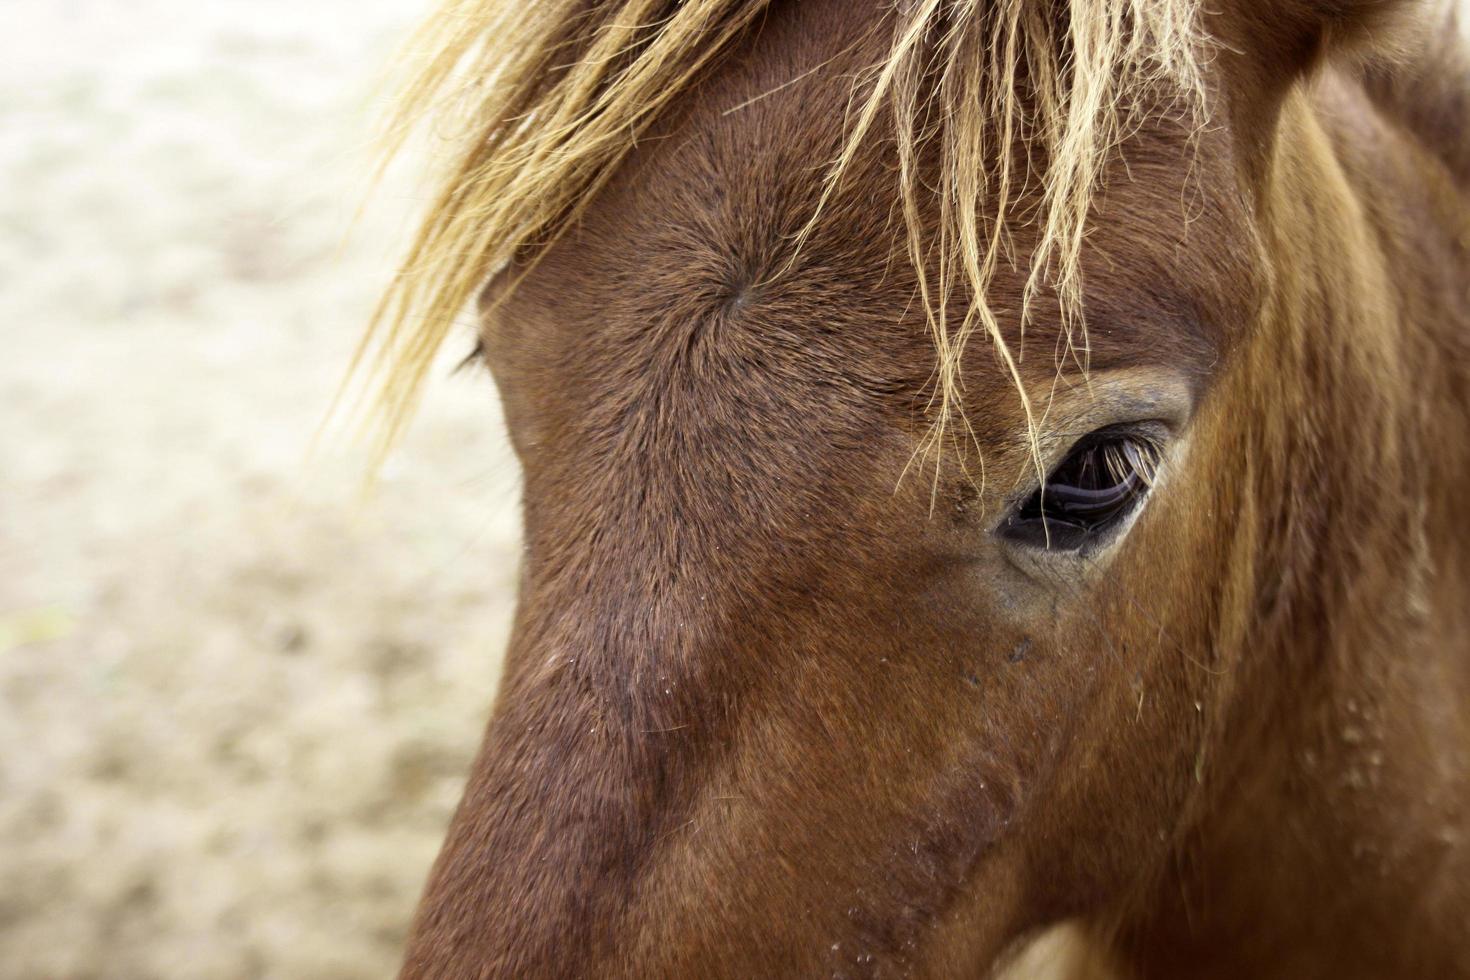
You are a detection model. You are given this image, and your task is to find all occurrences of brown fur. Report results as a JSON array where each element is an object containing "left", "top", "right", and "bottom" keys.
[{"left": 384, "top": 1, "right": 1470, "bottom": 976}]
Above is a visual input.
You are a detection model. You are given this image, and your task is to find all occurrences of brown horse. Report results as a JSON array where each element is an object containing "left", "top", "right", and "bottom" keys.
[{"left": 355, "top": 0, "right": 1470, "bottom": 975}]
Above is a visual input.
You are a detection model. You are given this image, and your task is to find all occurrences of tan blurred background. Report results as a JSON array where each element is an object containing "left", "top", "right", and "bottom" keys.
[{"left": 1, "top": 1, "right": 523, "bottom": 975}]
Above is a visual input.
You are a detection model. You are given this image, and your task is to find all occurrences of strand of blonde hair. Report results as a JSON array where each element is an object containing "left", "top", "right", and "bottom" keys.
[{"left": 348, "top": 0, "right": 1205, "bottom": 475}]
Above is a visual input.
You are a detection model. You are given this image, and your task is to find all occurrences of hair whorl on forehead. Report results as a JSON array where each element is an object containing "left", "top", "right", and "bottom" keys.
[{"left": 353, "top": 0, "right": 1205, "bottom": 462}]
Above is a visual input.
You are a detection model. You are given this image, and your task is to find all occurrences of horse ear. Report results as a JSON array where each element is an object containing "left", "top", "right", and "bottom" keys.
[{"left": 1222, "top": 0, "right": 1428, "bottom": 71}]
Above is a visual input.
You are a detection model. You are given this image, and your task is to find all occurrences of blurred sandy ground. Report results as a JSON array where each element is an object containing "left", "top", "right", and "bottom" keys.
[{"left": 0, "top": 1, "right": 522, "bottom": 975}]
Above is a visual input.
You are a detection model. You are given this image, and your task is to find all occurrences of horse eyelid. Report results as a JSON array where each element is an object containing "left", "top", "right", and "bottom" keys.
[{"left": 453, "top": 340, "right": 487, "bottom": 376}]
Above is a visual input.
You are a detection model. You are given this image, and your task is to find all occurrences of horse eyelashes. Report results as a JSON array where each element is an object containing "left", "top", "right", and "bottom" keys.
[
  {"left": 453, "top": 340, "right": 487, "bottom": 375},
  {"left": 1002, "top": 431, "right": 1162, "bottom": 551}
]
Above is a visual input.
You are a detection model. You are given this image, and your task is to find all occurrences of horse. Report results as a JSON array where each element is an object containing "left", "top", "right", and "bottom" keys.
[{"left": 354, "top": 0, "right": 1470, "bottom": 975}]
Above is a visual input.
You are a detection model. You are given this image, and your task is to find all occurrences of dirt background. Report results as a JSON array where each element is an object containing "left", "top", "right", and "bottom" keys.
[
  {"left": 0, "top": 2, "right": 1099, "bottom": 978},
  {"left": 2, "top": 1, "right": 522, "bottom": 975}
]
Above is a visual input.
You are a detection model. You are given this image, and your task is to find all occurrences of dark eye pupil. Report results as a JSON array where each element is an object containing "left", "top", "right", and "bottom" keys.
[{"left": 1004, "top": 435, "right": 1157, "bottom": 549}]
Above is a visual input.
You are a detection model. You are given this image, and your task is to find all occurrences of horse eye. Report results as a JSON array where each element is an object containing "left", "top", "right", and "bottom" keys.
[{"left": 1000, "top": 430, "right": 1161, "bottom": 551}]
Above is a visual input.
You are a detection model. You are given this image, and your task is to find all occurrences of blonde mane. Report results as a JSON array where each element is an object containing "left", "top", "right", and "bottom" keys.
[{"left": 354, "top": 0, "right": 1205, "bottom": 460}]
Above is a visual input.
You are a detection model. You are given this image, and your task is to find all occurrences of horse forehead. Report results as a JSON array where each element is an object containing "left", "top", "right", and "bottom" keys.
[
  {"left": 499, "top": 0, "right": 1250, "bottom": 422},
  {"left": 497, "top": 0, "right": 923, "bottom": 397},
  {"left": 543, "top": 0, "right": 889, "bottom": 298}
]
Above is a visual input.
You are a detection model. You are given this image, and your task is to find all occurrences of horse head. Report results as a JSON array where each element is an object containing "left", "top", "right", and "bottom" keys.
[{"left": 362, "top": 1, "right": 1470, "bottom": 975}]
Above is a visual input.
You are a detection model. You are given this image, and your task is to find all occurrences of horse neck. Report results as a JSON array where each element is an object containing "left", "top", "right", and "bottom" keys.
[
  {"left": 1123, "top": 61, "right": 1470, "bottom": 977},
  {"left": 1266, "top": 64, "right": 1470, "bottom": 656},
  {"left": 1263, "top": 65, "right": 1470, "bottom": 613}
]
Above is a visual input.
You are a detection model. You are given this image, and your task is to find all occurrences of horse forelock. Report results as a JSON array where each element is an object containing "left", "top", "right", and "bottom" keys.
[{"left": 350, "top": 0, "right": 1210, "bottom": 466}]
